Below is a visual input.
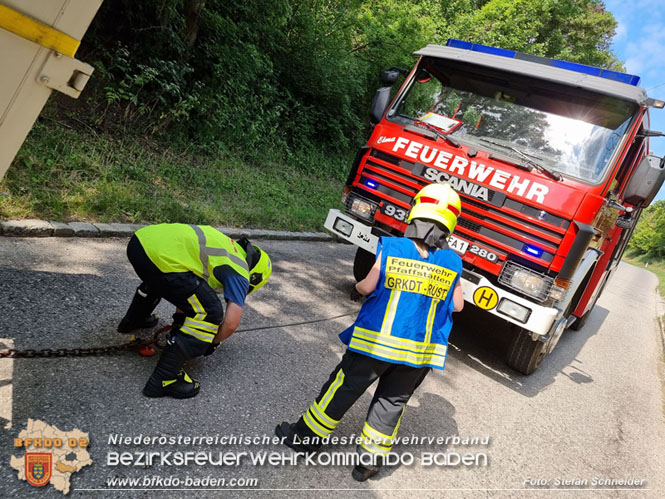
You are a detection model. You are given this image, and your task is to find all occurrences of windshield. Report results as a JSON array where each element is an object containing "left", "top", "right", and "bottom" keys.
[{"left": 387, "top": 58, "right": 638, "bottom": 183}]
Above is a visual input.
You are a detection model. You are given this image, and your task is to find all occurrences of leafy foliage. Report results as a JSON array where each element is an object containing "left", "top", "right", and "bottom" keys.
[
  {"left": 629, "top": 201, "right": 665, "bottom": 259},
  {"left": 66, "top": 0, "right": 623, "bottom": 160}
]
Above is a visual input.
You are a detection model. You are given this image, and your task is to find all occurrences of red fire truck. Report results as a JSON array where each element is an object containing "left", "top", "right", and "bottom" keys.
[{"left": 324, "top": 39, "right": 665, "bottom": 374}]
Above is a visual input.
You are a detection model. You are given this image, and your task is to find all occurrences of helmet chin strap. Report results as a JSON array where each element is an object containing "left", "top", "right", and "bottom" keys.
[
  {"left": 405, "top": 219, "right": 450, "bottom": 249},
  {"left": 237, "top": 236, "right": 260, "bottom": 269}
]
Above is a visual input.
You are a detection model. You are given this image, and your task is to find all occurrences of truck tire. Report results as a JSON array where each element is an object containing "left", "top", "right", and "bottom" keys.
[
  {"left": 353, "top": 248, "right": 376, "bottom": 282},
  {"left": 506, "top": 328, "right": 547, "bottom": 375}
]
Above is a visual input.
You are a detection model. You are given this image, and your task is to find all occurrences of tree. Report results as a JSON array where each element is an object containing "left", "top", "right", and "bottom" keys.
[{"left": 629, "top": 201, "right": 665, "bottom": 258}]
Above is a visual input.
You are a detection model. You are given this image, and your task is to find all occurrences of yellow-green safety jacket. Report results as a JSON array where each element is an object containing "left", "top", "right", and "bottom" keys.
[{"left": 135, "top": 223, "right": 250, "bottom": 292}]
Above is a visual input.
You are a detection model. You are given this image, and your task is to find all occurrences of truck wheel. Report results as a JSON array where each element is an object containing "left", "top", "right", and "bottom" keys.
[
  {"left": 506, "top": 328, "right": 547, "bottom": 375},
  {"left": 353, "top": 248, "right": 376, "bottom": 282}
]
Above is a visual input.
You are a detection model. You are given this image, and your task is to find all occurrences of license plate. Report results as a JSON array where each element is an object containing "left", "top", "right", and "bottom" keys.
[{"left": 448, "top": 235, "right": 469, "bottom": 255}]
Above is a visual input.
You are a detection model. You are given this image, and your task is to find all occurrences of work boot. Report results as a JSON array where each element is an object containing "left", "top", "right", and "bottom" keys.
[
  {"left": 118, "top": 285, "right": 160, "bottom": 334},
  {"left": 118, "top": 314, "right": 158, "bottom": 334},
  {"left": 275, "top": 422, "right": 320, "bottom": 454},
  {"left": 352, "top": 452, "right": 383, "bottom": 481},
  {"left": 351, "top": 464, "right": 380, "bottom": 482},
  {"left": 142, "top": 343, "right": 200, "bottom": 399}
]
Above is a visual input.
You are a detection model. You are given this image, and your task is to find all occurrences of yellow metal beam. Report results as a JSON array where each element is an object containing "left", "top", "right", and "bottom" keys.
[{"left": 0, "top": 4, "right": 80, "bottom": 57}]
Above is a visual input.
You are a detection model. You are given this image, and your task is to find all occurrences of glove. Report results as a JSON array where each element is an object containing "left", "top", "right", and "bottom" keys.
[
  {"left": 204, "top": 342, "right": 221, "bottom": 356},
  {"left": 172, "top": 312, "right": 186, "bottom": 329},
  {"left": 350, "top": 287, "right": 365, "bottom": 303}
]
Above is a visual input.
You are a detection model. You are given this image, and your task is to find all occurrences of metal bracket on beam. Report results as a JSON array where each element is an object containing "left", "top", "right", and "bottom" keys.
[{"left": 37, "top": 50, "right": 94, "bottom": 98}]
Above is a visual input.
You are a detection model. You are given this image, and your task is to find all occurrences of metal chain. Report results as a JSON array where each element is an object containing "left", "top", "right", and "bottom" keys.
[
  {"left": 0, "top": 311, "right": 358, "bottom": 359},
  {"left": 0, "top": 326, "right": 170, "bottom": 359}
]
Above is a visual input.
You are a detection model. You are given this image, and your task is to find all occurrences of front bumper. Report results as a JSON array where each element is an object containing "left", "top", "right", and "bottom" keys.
[{"left": 324, "top": 209, "right": 559, "bottom": 337}]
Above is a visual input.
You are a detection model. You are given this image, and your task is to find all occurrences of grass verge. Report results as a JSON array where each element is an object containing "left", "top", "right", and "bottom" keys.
[{"left": 0, "top": 121, "right": 351, "bottom": 231}]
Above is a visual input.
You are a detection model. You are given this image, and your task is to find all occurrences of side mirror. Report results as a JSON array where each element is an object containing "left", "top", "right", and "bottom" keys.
[
  {"left": 370, "top": 87, "right": 392, "bottom": 125},
  {"left": 381, "top": 69, "right": 400, "bottom": 85},
  {"left": 623, "top": 155, "right": 665, "bottom": 207}
]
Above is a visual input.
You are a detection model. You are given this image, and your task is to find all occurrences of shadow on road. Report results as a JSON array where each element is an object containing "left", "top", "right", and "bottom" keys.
[{"left": 447, "top": 303, "right": 609, "bottom": 397}]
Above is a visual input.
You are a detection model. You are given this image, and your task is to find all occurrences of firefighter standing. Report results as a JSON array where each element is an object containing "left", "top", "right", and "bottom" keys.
[
  {"left": 118, "top": 223, "right": 272, "bottom": 399},
  {"left": 276, "top": 184, "right": 464, "bottom": 481}
]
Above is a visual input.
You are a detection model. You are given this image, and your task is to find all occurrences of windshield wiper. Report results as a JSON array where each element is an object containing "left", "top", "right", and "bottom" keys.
[
  {"left": 477, "top": 138, "right": 562, "bottom": 181},
  {"left": 404, "top": 121, "right": 461, "bottom": 148}
]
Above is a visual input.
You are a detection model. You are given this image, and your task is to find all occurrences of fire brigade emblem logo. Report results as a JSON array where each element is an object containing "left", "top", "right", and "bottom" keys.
[{"left": 25, "top": 453, "right": 52, "bottom": 487}]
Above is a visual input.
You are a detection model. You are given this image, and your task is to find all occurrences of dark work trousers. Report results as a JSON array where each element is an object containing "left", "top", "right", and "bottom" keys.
[
  {"left": 126, "top": 235, "right": 223, "bottom": 358},
  {"left": 295, "top": 349, "right": 430, "bottom": 457}
]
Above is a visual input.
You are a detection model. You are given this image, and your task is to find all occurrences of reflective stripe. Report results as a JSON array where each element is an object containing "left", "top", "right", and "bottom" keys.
[
  {"left": 424, "top": 299, "right": 439, "bottom": 344},
  {"left": 183, "top": 317, "right": 218, "bottom": 333},
  {"left": 392, "top": 407, "right": 406, "bottom": 439},
  {"left": 360, "top": 423, "right": 392, "bottom": 455},
  {"left": 187, "top": 295, "right": 206, "bottom": 321},
  {"left": 190, "top": 225, "right": 211, "bottom": 281},
  {"left": 319, "top": 369, "right": 345, "bottom": 411},
  {"left": 311, "top": 401, "right": 339, "bottom": 427},
  {"left": 0, "top": 4, "right": 81, "bottom": 57},
  {"left": 349, "top": 337, "right": 446, "bottom": 368},
  {"left": 189, "top": 225, "right": 249, "bottom": 282},
  {"left": 380, "top": 289, "right": 401, "bottom": 335},
  {"left": 363, "top": 423, "right": 392, "bottom": 445},
  {"left": 360, "top": 439, "right": 390, "bottom": 455},
  {"left": 303, "top": 411, "right": 329, "bottom": 438},
  {"left": 353, "top": 327, "right": 446, "bottom": 355},
  {"left": 180, "top": 326, "right": 215, "bottom": 343}
]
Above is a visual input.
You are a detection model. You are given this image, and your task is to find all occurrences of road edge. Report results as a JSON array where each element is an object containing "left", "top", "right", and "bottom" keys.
[{"left": 0, "top": 219, "right": 334, "bottom": 242}]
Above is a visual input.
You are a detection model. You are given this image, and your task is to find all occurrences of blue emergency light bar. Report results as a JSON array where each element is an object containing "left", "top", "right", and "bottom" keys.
[{"left": 446, "top": 39, "right": 641, "bottom": 86}]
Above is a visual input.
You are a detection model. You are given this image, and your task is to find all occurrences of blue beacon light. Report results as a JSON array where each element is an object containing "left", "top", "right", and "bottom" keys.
[{"left": 524, "top": 245, "right": 543, "bottom": 257}]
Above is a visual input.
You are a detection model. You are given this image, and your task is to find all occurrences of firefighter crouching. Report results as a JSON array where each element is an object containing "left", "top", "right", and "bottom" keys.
[
  {"left": 276, "top": 183, "right": 464, "bottom": 481},
  {"left": 118, "top": 223, "right": 272, "bottom": 399}
]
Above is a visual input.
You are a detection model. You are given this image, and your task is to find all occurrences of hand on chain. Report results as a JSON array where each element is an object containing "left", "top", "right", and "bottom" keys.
[{"left": 204, "top": 342, "right": 221, "bottom": 356}]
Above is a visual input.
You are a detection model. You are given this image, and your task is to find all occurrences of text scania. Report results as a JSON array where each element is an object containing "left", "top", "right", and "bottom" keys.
[{"left": 391, "top": 137, "right": 549, "bottom": 203}]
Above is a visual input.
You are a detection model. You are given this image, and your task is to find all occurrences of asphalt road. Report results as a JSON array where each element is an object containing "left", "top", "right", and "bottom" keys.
[{"left": 0, "top": 237, "right": 664, "bottom": 498}]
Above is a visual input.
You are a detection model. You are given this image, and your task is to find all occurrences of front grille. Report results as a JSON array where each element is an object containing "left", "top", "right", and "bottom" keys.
[{"left": 362, "top": 150, "right": 567, "bottom": 267}]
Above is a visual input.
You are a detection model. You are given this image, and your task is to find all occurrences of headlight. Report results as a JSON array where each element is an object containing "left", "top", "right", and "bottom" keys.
[
  {"left": 498, "top": 261, "right": 553, "bottom": 302},
  {"left": 333, "top": 217, "right": 353, "bottom": 237},
  {"left": 347, "top": 195, "right": 377, "bottom": 222},
  {"left": 496, "top": 299, "right": 531, "bottom": 323}
]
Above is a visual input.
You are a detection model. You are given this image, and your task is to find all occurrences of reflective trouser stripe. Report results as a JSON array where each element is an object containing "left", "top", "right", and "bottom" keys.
[
  {"left": 181, "top": 294, "right": 218, "bottom": 344},
  {"left": 360, "top": 422, "right": 393, "bottom": 455},
  {"left": 180, "top": 326, "right": 215, "bottom": 343},
  {"left": 319, "top": 369, "right": 345, "bottom": 411},
  {"left": 311, "top": 400, "right": 339, "bottom": 427},
  {"left": 303, "top": 408, "right": 333, "bottom": 438},
  {"left": 0, "top": 4, "right": 81, "bottom": 57},
  {"left": 187, "top": 295, "right": 206, "bottom": 321},
  {"left": 304, "top": 368, "right": 345, "bottom": 437},
  {"left": 302, "top": 400, "right": 340, "bottom": 438},
  {"left": 184, "top": 317, "right": 217, "bottom": 333}
]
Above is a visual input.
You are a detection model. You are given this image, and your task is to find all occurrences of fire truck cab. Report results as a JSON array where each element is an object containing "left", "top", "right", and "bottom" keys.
[{"left": 325, "top": 39, "right": 665, "bottom": 374}]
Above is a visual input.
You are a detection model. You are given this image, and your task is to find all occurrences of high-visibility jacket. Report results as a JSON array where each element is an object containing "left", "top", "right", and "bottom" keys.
[
  {"left": 341, "top": 237, "right": 462, "bottom": 370},
  {"left": 135, "top": 223, "right": 250, "bottom": 292}
]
